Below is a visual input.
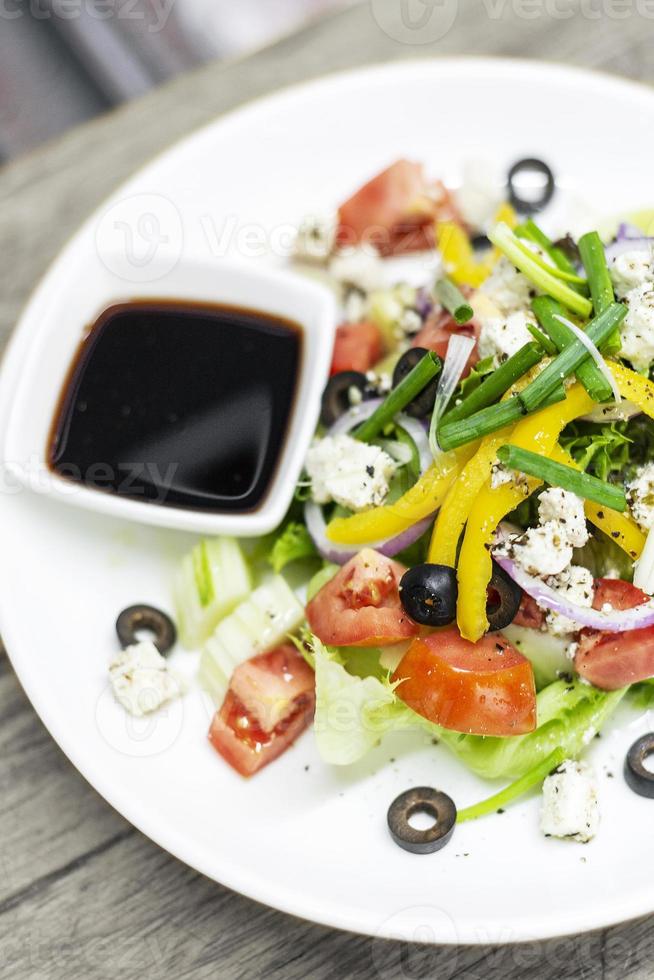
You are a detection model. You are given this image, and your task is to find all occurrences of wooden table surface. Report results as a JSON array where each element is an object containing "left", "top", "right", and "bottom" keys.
[{"left": 2, "top": 2, "right": 654, "bottom": 976}]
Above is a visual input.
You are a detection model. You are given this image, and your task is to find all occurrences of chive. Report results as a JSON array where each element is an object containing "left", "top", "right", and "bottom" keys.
[
  {"left": 517, "top": 219, "right": 582, "bottom": 279},
  {"left": 497, "top": 444, "right": 627, "bottom": 510},
  {"left": 512, "top": 224, "right": 587, "bottom": 287},
  {"left": 518, "top": 302, "right": 627, "bottom": 413},
  {"left": 532, "top": 295, "right": 613, "bottom": 403},
  {"left": 489, "top": 222, "right": 593, "bottom": 317},
  {"left": 434, "top": 277, "right": 473, "bottom": 325},
  {"left": 354, "top": 351, "right": 441, "bottom": 442},
  {"left": 438, "top": 384, "right": 566, "bottom": 451},
  {"left": 527, "top": 323, "right": 558, "bottom": 356},
  {"left": 457, "top": 748, "right": 566, "bottom": 823},
  {"left": 578, "top": 230, "right": 621, "bottom": 354},
  {"left": 441, "top": 342, "right": 543, "bottom": 426}
]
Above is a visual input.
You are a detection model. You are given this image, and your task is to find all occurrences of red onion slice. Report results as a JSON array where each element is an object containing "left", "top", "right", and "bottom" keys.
[
  {"left": 326, "top": 399, "right": 432, "bottom": 474},
  {"left": 604, "top": 237, "right": 654, "bottom": 263},
  {"left": 305, "top": 500, "right": 434, "bottom": 565},
  {"left": 494, "top": 552, "right": 654, "bottom": 632}
]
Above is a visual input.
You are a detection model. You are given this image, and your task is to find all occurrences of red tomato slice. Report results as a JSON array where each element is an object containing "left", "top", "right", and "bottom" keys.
[
  {"left": 208, "top": 644, "right": 315, "bottom": 777},
  {"left": 392, "top": 629, "right": 537, "bottom": 736},
  {"left": 575, "top": 578, "right": 653, "bottom": 690},
  {"left": 337, "top": 160, "right": 427, "bottom": 247},
  {"left": 411, "top": 308, "right": 479, "bottom": 377},
  {"left": 513, "top": 593, "right": 546, "bottom": 630},
  {"left": 592, "top": 578, "right": 649, "bottom": 612},
  {"left": 576, "top": 626, "right": 654, "bottom": 690},
  {"left": 336, "top": 160, "right": 464, "bottom": 255},
  {"left": 331, "top": 321, "right": 382, "bottom": 375},
  {"left": 306, "top": 548, "right": 420, "bottom": 647}
]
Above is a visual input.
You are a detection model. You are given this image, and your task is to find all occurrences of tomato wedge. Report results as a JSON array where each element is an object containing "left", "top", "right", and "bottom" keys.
[
  {"left": 411, "top": 308, "right": 479, "bottom": 377},
  {"left": 336, "top": 159, "right": 464, "bottom": 255},
  {"left": 331, "top": 321, "right": 382, "bottom": 375},
  {"left": 575, "top": 578, "right": 654, "bottom": 690},
  {"left": 392, "top": 629, "right": 537, "bottom": 736},
  {"left": 306, "top": 548, "right": 419, "bottom": 647},
  {"left": 208, "top": 644, "right": 315, "bottom": 776}
]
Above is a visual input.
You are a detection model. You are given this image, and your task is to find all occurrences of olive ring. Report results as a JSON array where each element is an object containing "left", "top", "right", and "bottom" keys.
[
  {"left": 116, "top": 604, "right": 177, "bottom": 655},
  {"left": 387, "top": 787, "right": 457, "bottom": 854},
  {"left": 507, "top": 158, "right": 555, "bottom": 214},
  {"left": 624, "top": 733, "right": 654, "bottom": 799}
]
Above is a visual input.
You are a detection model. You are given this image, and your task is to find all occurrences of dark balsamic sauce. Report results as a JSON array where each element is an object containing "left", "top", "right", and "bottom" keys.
[{"left": 48, "top": 300, "right": 302, "bottom": 511}]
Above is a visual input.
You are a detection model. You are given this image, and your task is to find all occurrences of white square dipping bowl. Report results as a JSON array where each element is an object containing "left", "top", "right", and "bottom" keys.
[{"left": 1, "top": 254, "right": 337, "bottom": 536}]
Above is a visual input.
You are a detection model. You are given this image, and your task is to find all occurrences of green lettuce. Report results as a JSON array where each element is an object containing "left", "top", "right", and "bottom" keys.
[{"left": 268, "top": 521, "right": 318, "bottom": 573}]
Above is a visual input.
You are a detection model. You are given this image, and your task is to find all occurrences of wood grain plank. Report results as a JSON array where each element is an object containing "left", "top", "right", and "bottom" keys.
[{"left": 1, "top": 2, "right": 654, "bottom": 977}]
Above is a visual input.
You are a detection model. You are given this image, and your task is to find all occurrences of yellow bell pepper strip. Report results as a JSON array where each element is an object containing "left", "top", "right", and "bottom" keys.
[
  {"left": 547, "top": 442, "right": 645, "bottom": 561},
  {"left": 325, "top": 452, "right": 462, "bottom": 546},
  {"left": 428, "top": 361, "right": 550, "bottom": 566},
  {"left": 436, "top": 222, "right": 493, "bottom": 288},
  {"left": 609, "top": 361, "right": 654, "bottom": 418},
  {"left": 428, "top": 431, "right": 513, "bottom": 566},
  {"left": 456, "top": 383, "right": 595, "bottom": 641}
]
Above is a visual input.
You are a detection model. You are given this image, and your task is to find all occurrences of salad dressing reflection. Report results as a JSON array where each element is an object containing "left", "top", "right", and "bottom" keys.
[{"left": 48, "top": 300, "right": 302, "bottom": 511}]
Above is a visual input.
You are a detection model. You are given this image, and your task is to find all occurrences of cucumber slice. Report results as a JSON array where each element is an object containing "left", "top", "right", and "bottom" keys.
[
  {"left": 503, "top": 624, "right": 571, "bottom": 690},
  {"left": 198, "top": 575, "right": 305, "bottom": 703},
  {"left": 175, "top": 537, "right": 252, "bottom": 649}
]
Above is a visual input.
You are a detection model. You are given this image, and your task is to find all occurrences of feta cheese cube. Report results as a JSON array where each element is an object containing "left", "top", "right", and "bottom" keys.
[
  {"left": 620, "top": 283, "right": 654, "bottom": 373},
  {"left": 609, "top": 247, "right": 654, "bottom": 299},
  {"left": 538, "top": 488, "right": 589, "bottom": 548},
  {"left": 543, "top": 565, "right": 595, "bottom": 636},
  {"left": 477, "top": 309, "right": 536, "bottom": 362},
  {"left": 305, "top": 433, "right": 396, "bottom": 512},
  {"left": 502, "top": 522, "right": 574, "bottom": 577},
  {"left": 479, "top": 256, "right": 534, "bottom": 315},
  {"left": 627, "top": 462, "right": 654, "bottom": 532},
  {"left": 294, "top": 212, "right": 337, "bottom": 263},
  {"left": 540, "top": 760, "right": 600, "bottom": 843},
  {"left": 109, "top": 641, "right": 183, "bottom": 717},
  {"left": 328, "top": 247, "right": 385, "bottom": 294}
]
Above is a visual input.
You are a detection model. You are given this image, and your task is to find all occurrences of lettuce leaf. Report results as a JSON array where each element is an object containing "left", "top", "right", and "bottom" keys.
[
  {"left": 312, "top": 639, "right": 415, "bottom": 765},
  {"left": 268, "top": 521, "right": 318, "bottom": 573}
]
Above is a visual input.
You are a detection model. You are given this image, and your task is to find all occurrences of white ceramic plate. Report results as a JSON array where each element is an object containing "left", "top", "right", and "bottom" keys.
[{"left": 2, "top": 59, "right": 654, "bottom": 945}]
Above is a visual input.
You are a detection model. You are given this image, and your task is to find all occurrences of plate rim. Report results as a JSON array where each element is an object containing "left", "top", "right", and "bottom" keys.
[{"left": 2, "top": 56, "right": 654, "bottom": 945}]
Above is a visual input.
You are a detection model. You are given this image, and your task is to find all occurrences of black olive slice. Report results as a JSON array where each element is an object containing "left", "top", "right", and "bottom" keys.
[
  {"left": 387, "top": 787, "right": 457, "bottom": 854},
  {"left": 320, "top": 370, "right": 370, "bottom": 427},
  {"left": 392, "top": 347, "right": 441, "bottom": 419},
  {"left": 471, "top": 233, "right": 491, "bottom": 252},
  {"left": 486, "top": 561, "right": 523, "bottom": 631},
  {"left": 507, "top": 158, "right": 555, "bottom": 214},
  {"left": 116, "top": 604, "right": 177, "bottom": 655},
  {"left": 625, "top": 733, "right": 654, "bottom": 798},
  {"left": 399, "top": 563, "right": 457, "bottom": 627}
]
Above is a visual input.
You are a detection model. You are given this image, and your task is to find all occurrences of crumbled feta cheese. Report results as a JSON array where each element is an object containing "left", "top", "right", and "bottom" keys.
[
  {"left": 343, "top": 288, "right": 367, "bottom": 323},
  {"left": 399, "top": 308, "right": 422, "bottom": 335},
  {"left": 329, "top": 247, "right": 385, "bottom": 293},
  {"left": 479, "top": 256, "right": 534, "bottom": 315},
  {"left": 619, "top": 283, "right": 654, "bottom": 372},
  {"left": 490, "top": 461, "right": 530, "bottom": 494},
  {"left": 540, "top": 760, "right": 600, "bottom": 843},
  {"left": 627, "top": 462, "right": 654, "bottom": 531},
  {"left": 109, "top": 641, "right": 183, "bottom": 717},
  {"left": 609, "top": 247, "right": 654, "bottom": 299},
  {"left": 502, "top": 522, "right": 574, "bottom": 577},
  {"left": 305, "top": 434, "right": 396, "bottom": 512},
  {"left": 543, "top": 565, "right": 595, "bottom": 636},
  {"left": 538, "top": 488, "right": 589, "bottom": 548},
  {"left": 478, "top": 309, "right": 536, "bottom": 362},
  {"left": 294, "top": 212, "right": 337, "bottom": 262}
]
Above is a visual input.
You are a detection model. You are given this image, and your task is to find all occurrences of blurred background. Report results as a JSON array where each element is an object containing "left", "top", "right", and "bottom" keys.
[{"left": 0, "top": 0, "right": 353, "bottom": 161}]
